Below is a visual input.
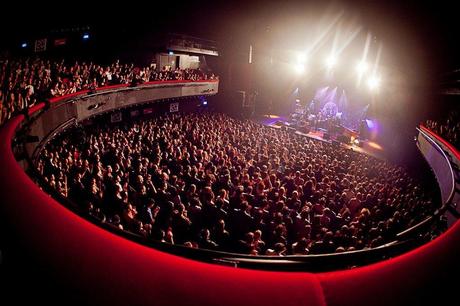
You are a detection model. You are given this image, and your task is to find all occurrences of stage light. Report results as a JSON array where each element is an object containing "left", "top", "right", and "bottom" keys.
[
  {"left": 356, "top": 61, "right": 368, "bottom": 74},
  {"left": 365, "top": 119, "right": 375, "bottom": 129},
  {"left": 21, "top": 42, "right": 27, "bottom": 48},
  {"left": 297, "top": 53, "right": 307, "bottom": 64},
  {"left": 169, "top": 51, "right": 174, "bottom": 55},
  {"left": 293, "top": 63, "right": 305, "bottom": 74},
  {"left": 367, "top": 76, "right": 380, "bottom": 90},
  {"left": 200, "top": 96, "right": 208, "bottom": 106},
  {"left": 82, "top": 33, "right": 90, "bottom": 40},
  {"left": 325, "top": 55, "right": 337, "bottom": 69}
]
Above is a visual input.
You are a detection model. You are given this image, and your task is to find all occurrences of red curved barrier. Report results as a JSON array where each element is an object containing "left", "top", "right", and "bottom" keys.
[
  {"left": 0, "top": 96, "right": 459, "bottom": 305},
  {"left": 0, "top": 115, "right": 326, "bottom": 306},
  {"left": 420, "top": 124, "right": 460, "bottom": 161}
]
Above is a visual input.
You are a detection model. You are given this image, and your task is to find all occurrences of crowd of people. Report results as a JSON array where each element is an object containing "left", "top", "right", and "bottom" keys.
[
  {"left": 0, "top": 57, "right": 217, "bottom": 125},
  {"left": 425, "top": 110, "right": 460, "bottom": 149},
  {"left": 37, "top": 112, "right": 437, "bottom": 256}
]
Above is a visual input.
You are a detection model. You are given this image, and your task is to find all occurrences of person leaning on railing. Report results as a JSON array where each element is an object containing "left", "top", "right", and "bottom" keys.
[{"left": 0, "top": 56, "right": 219, "bottom": 127}]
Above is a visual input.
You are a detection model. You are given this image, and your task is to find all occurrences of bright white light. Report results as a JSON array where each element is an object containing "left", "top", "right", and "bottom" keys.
[
  {"left": 21, "top": 43, "right": 27, "bottom": 48},
  {"left": 356, "top": 61, "right": 368, "bottom": 74},
  {"left": 326, "top": 55, "right": 337, "bottom": 69},
  {"left": 297, "top": 53, "right": 307, "bottom": 64},
  {"left": 82, "top": 34, "right": 90, "bottom": 40},
  {"left": 294, "top": 63, "right": 305, "bottom": 74},
  {"left": 367, "top": 76, "right": 380, "bottom": 90}
]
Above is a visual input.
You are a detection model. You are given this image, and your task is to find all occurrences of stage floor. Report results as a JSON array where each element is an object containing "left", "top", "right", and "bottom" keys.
[{"left": 254, "top": 114, "right": 386, "bottom": 160}]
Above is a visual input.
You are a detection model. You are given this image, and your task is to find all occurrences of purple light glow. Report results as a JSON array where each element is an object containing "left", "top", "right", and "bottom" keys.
[{"left": 366, "top": 119, "right": 375, "bottom": 129}]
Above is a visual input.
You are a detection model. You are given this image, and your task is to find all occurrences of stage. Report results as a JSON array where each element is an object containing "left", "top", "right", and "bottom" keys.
[{"left": 255, "top": 114, "right": 386, "bottom": 160}]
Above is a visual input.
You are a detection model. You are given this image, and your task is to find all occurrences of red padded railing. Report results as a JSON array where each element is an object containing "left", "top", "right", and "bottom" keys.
[{"left": 420, "top": 124, "right": 460, "bottom": 161}]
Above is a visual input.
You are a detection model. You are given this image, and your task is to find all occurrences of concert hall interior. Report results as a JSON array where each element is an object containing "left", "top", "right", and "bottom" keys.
[{"left": 0, "top": 1, "right": 459, "bottom": 306}]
